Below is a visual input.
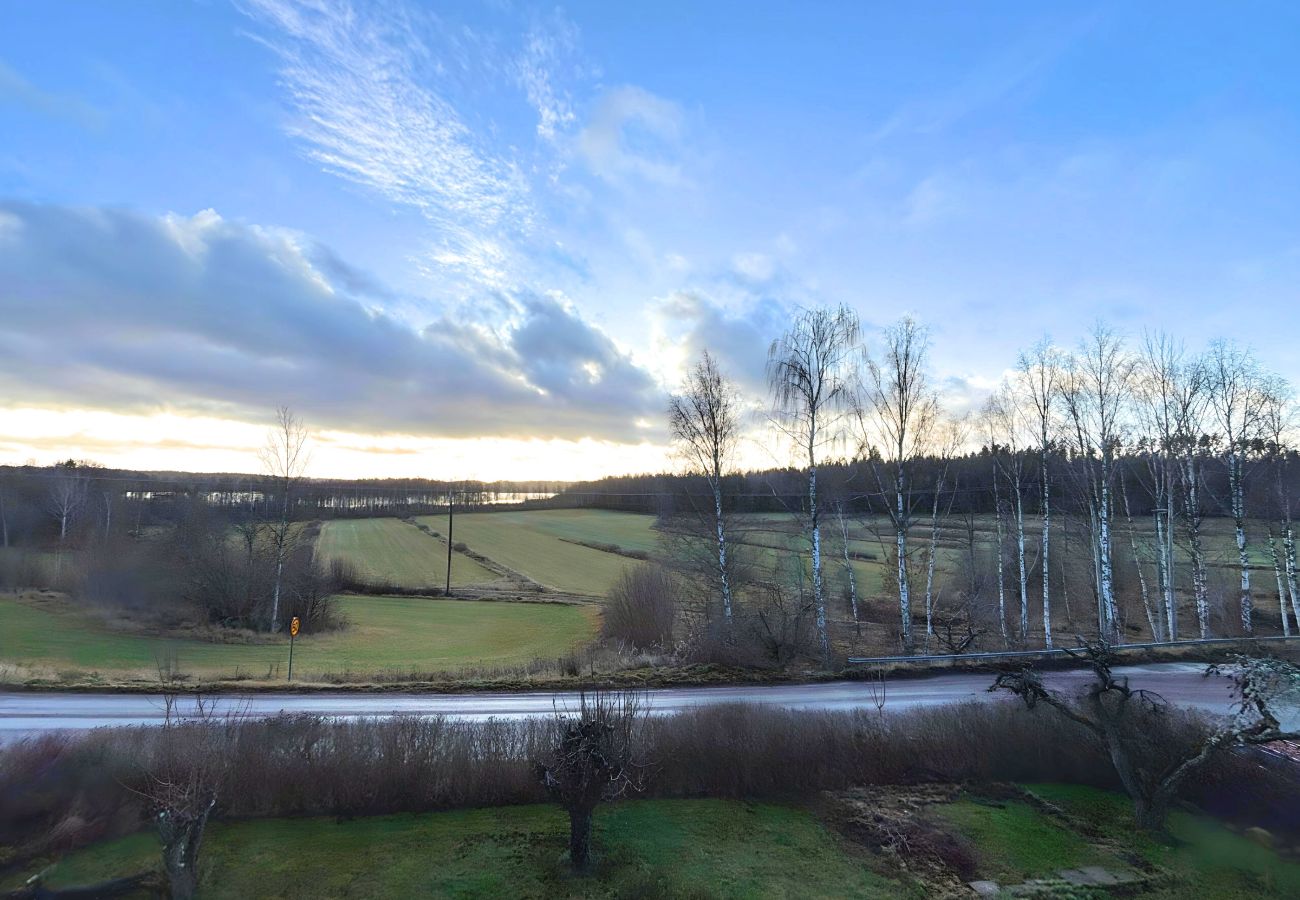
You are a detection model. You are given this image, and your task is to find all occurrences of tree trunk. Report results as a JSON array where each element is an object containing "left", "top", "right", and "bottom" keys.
[
  {"left": 568, "top": 806, "right": 594, "bottom": 871},
  {"left": 837, "top": 505, "right": 859, "bottom": 634},
  {"left": 809, "top": 464, "right": 829, "bottom": 660},
  {"left": 713, "top": 483, "right": 732, "bottom": 621},
  {"left": 1040, "top": 449, "right": 1052, "bottom": 649},
  {"left": 158, "top": 802, "right": 213, "bottom": 900},
  {"left": 1229, "top": 452, "right": 1252, "bottom": 634},
  {"left": 1014, "top": 481, "right": 1029, "bottom": 645},
  {"left": 1098, "top": 456, "right": 1118, "bottom": 641},
  {"left": 1268, "top": 529, "right": 1290, "bottom": 637},
  {"left": 923, "top": 476, "right": 943, "bottom": 652},
  {"left": 1121, "top": 477, "right": 1160, "bottom": 641},
  {"left": 1284, "top": 524, "right": 1300, "bottom": 631}
]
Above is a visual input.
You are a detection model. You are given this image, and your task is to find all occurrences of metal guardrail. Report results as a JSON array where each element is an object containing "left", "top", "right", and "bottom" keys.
[{"left": 846, "top": 634, "right": 1300, "bottom": 666}]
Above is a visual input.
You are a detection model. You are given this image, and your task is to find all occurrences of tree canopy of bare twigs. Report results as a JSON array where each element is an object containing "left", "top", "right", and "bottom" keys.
[{"left": 767, "top": 304, "right": 861, "bottom": 660}]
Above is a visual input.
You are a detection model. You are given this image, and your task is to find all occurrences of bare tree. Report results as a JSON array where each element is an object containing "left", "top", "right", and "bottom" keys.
[
  {"left": 993, "top": 643, "right": 1300, "bottom": 832},
  {"left": 669, "top": 351, "right": 741, "bottom": 622},
  {"left": 859, "top": 317, "right": 940, "bottom": 653},
  {"left": 1134, "top": 334, "right": 1204, "bottom": 640},
  {"left": 1261, "top": 379, "right": 1300, "bottom": 633},
  {"left": 1206, "top": 341, "right": 1268, "bottom": 634},
  {"left": 1059, "top": 326, "right": 1133, "bottom": 642},
  {"left": 985, "top": 385, "right": 1032, "bottom": 646},
  {"left": 129, "top": 695, "right": 231, "bottom": 900},
  {"left": 921, "top": 415, "right": 965, "bottom": 651},
  {"left": 535, "top": 689, "right": 646, "bottom": 871},
  {"left": 767, "top": 305, "right": 860, "bottom": 660},
  {"left": 259, "top": 407, "right": 311, "bottom": 632},
  {"left": 1016, "top": 338, "right": 1062, "bottom": 649}
]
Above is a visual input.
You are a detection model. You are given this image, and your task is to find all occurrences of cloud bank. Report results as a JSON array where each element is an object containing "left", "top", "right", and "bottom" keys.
[{"left": 0, "top": 202, "right": 662, "bottom": 442}]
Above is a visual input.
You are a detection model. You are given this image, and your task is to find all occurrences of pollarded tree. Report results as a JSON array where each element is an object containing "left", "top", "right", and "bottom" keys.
[
  {"left": 259, "top": 406, "right": 311, "bottom": 633},
  {"left": 767, "top": 305, "right": 861, "bottom": 661},
  {"left": 669, "top": 351, "right": 741, "bottom": 622},
  {"left": 859, "top": 316, "right": 939, "bottom": 654},
  {"left": 535, "top": 689, "right": 646, "bottom": 871}
]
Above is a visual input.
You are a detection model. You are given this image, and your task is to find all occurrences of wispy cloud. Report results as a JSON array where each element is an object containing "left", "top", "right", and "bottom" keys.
[
  {"left": 0, "top": 60, "right": 105, "bottom": 130},
  {"left": 239, "top": 0, "right": 533, "bottom": 287},
  {"left": 578, "top": 85, "right": 689, "bottom": 188}
]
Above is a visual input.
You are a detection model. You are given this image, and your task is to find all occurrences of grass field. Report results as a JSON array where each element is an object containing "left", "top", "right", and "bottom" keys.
[
  {"left": 316, "top": 518, "right": 498, "bottom": 588},
  {"left": 11, "top": 788, "right": 1299, "bottom": 898},
  {"left": 1, "top": 800, "right": 907, "bottom": 899},
  {"left": 417, "top": 512, "right": 648, "bottom": 596},
  {"left": 0, "top": 593, "right": 598, "bottom": 679}
]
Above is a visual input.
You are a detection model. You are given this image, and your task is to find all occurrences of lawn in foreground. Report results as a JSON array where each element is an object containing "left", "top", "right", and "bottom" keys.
[
  {"left": 6, "top": 801, "right": 905, "bottom": 899},
  {"left": 316, "top": 518, "right": 499, "bottom": 588},
  {"left": 0, "top": 593, "right": 598, "bottom": 679}
]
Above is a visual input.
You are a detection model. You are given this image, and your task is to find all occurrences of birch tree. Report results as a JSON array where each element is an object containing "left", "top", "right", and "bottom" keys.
[
  {"left": 1206, "top": 341, "right": 1267, "bottom": 635},
  {"left": 859, "top": 317, "right": 939, "bottom": 653},
  {"left": 1059, "top": 326, "right": 1133, "bottom": 642},
  {"left": 669, "top": 351, "right": 741, "bottom": 622},
  {"left": 768, "top": 305, "right": 860, "bottom": 660},
  {"left": 259, "top": 407, "right": 311, "bottom": 633},
  {"left": 1016, "top": 338, "right": 1061, "bottom": 648},
  {"left": 985, "top": 385, "right": 1032, "bottom": 646},
  {"left": 1261, "top": 379, "right": 1300, "bottom": 633},
  {"left": 921, "top": 416, "right": 965, "bottom": 651},
  {"left": 1134, "top": 334, "right": 1203, "bottom": 640}
]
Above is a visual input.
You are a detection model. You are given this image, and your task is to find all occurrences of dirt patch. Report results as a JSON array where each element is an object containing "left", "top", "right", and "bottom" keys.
[{"left": 821, "top": 784, "right": 977, "bottom": 898}]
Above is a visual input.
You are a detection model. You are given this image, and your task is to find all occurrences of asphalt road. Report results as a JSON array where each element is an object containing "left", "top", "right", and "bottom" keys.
[{"left": 0, "top": 662, "right": 1261, "bottom": 741}]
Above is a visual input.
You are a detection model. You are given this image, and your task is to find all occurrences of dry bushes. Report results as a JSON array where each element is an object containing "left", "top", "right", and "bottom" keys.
[
  {"left": 601, "top": 565, "right": 676, "bottom": 650},
  {"left": 1, "top": 698, "right": 1290, "bottom": 873}
]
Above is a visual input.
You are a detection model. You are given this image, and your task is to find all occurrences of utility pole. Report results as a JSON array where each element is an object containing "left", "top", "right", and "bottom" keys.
[{"left": 445, "top": 488, "right": 454, "bottom": 596}]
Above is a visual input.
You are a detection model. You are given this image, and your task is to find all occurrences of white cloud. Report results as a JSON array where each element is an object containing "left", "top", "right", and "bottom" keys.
[
  {"left": 240, "top": 0, "right": 532, "bottom": 288},
  {"left": 577, "top": 85, "right": 688, "bottom": 187}
]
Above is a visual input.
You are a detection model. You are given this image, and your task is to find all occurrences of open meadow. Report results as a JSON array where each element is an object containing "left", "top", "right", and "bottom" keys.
[
  {"left": 0, "top": 592, "right": 597, "bottom": 681},
  {"left": 315, "top": 517, "right": 499, "bottom": 589}
]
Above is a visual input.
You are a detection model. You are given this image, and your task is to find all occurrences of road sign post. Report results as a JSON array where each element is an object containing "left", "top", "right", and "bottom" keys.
[{"left": 288, "top": 616, "right": 300, "bottom": 681}]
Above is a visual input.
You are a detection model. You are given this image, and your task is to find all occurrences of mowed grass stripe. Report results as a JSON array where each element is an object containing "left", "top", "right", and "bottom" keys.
[
  {"left": 0, "top": 594, "right": 598, "bottom": 677},
  {"left": 316, "top": 519, "right": 497, "bottom": 588},
  {"left": 472, "top": 508, "right": 662, "bottom": 555},
  {"left": 418, "top": 513, "right": 641, "bottom": 596}
]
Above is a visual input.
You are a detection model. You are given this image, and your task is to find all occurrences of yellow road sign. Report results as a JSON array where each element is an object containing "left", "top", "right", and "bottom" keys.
[{"left": 289, "top": 616, "right": 300, "bottom": 637}]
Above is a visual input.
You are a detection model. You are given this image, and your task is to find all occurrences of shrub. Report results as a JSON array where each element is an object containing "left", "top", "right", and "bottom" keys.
[{"left": 602, "top": 566, "right": 676, "bottom": 650}]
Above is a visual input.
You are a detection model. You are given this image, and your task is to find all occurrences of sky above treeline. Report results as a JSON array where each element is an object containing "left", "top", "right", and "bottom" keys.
[{"left": 2, "top": 1, "right": 1298, "bottom": 480}]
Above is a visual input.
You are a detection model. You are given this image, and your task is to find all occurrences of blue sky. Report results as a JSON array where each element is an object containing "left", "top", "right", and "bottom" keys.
[{"left": 1, "top": 1, "right": 1298, "bottom": 478}]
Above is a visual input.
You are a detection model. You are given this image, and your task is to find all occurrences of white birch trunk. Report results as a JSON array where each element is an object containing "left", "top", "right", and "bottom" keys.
[
  {"left": 923, "top": 480, "right": 942, "bottom": 652},
  {"left": 1122, "top": 479, "right": 1160, "bottom": 640},
  {"left": 713, "top": 484, "right": 732, "bottom": 621},
  {"left": 1267, "top": 528, "right": 1290, "bottom": 637},
  {"left": 809, "top": 464, "right": 828, "bottom": 659},
  {"left": 1284, "top": 524, "right": 1300, "bottom": 631},
  {"left": 1014, "top": 484, "right": 1028, "bottom": 644},
  {"left": 1098, "top": 456, "right": 1118, "bottom": 641},
  {"left": 1229, "top": 452, "right": 1252, "bottom": 634},
  {"left": 837, "top": 506, "right": 859, "bottom": 633},
  {"left": 1040, "top": 450, "right": 1052, "bottom": 649}
]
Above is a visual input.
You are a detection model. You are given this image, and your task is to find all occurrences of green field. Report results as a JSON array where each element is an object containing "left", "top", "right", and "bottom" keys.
[
  {"left": 316, "top": 518, "right": 498, "bottom": 589},
  {"left": 11, "top": 788, "right": 1299, "bottom": 898},
  {"left": 418, "top": 511, "right": 649, "bottom": 596},
  {"left": 0, "top": 593, "right": 597, "bottom": 679}
]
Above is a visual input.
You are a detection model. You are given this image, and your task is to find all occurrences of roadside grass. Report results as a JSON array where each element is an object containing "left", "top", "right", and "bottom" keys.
[
  {"left": 418, "top": 513, "right": 643, "bottom": 596},
  {"left": 0, "top": 593, "right": 598, "bottom": 679},
  {"left": 3, "top": 800, "right": 909, "bottom": 899},
  {"left": 316, "top": 518, "right": 498, "bottom": 588}
]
